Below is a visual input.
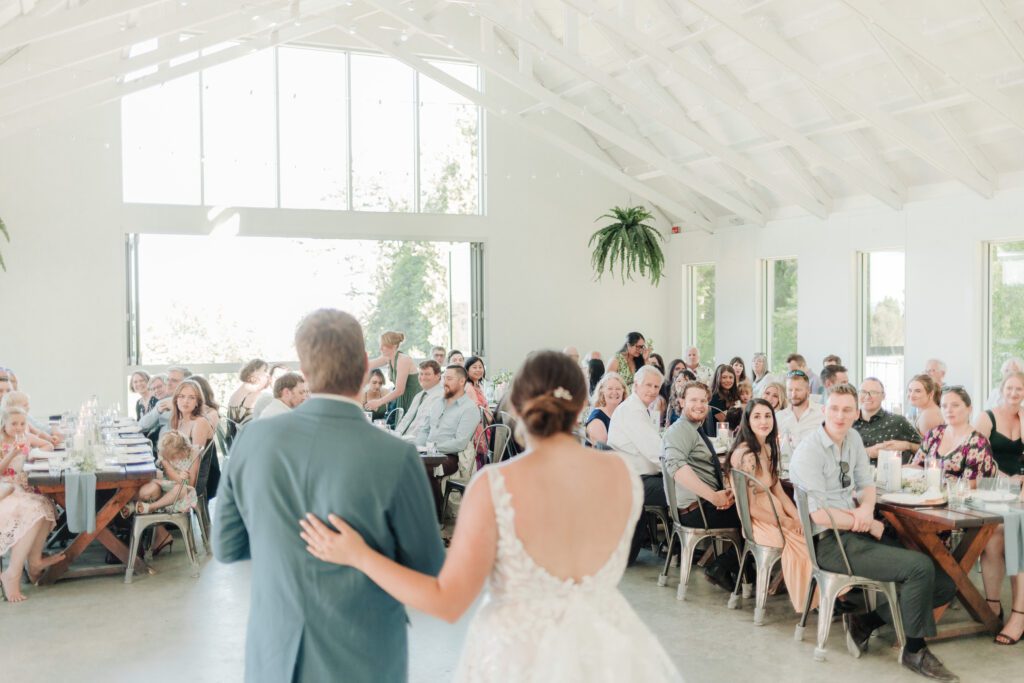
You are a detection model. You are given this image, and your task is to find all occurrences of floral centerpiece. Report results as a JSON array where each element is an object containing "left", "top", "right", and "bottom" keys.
[{"left": 491, "top": 369, "right": 515, "bottom": 403}]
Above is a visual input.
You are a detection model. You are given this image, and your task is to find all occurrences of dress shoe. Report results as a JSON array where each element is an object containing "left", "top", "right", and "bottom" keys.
[
  {"left": 703, "top": 564, "right": 736, "bottom": 592},
  {"left": 901, "top": 647, "right": 959, "bottom": 682},
  {"left": 843, "top": 613, "right": 873, "bottom": 658}
]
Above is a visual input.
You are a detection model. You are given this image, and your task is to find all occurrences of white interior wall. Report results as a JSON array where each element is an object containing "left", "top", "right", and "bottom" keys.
[
  {"left": 670, "top": 185, "right": 1024, "bottom": 407},
  {"left": 0, "top": 73, "right": 674, "bottom": 416}
]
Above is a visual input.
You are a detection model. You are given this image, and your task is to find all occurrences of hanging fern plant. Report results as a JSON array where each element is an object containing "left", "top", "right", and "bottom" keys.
[
  {"left": 588, "top": 205, "right": 666, "bottom": 286},
  {"left": 0, "top": 216, "right": 7, "bottom": 272}
]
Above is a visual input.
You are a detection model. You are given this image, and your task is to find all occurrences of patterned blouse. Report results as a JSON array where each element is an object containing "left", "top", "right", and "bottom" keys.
[{"left": 914, "top": 425, "right": 997, "bottom": 481}]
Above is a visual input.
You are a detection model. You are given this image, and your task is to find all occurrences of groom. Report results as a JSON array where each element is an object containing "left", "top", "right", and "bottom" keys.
[{"left": 214, "top": 309, "right": 445, "bottom": 682}]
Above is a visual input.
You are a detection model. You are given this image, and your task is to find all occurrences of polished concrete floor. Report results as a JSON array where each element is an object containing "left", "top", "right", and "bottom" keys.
[{"left": 2, "top": 535, "right": 1018, "bottom": 683}]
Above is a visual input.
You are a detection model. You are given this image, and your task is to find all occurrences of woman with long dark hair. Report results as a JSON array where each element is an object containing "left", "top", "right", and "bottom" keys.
[
  {"left": 659, "top": 359, "right": 686, "bottom": 427},
  {"left": 729, "top": 357, "right": 748, "bottom": 384},
  {"left": 722, "top": 399, "right": 812, "bottom": 614},
  {"left": 606, "top": 332, "right": 647, "bottom": 391},
  {"left": 707, "top": 364, "right": 741, "bottom": 432}
]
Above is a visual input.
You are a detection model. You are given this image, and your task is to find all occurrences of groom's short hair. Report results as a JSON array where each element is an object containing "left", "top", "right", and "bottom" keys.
[{"left": 295, "top": 309, "right": 367, "bottom": 395}]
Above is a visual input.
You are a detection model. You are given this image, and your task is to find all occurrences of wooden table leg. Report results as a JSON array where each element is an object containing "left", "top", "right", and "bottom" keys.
[
  {"left": 885, "top": 515, "right": 1000, "bottom": 635},
  {"left": 38, "top": 485, "right": 139, "bottom": 585}
]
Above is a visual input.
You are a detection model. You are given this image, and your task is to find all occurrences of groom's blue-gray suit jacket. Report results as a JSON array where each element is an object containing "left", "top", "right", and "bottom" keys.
[{"left": 214, "top": 396, "right": 445, "bottom": 682}]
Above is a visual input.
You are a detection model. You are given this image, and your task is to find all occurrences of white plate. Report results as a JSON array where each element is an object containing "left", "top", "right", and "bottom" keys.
[
  {"left": 880, "top": 491, "right": 945, "bottom": 506},
  {"left": 970, "top": 490, "right": 1017, "bottom": 503}
]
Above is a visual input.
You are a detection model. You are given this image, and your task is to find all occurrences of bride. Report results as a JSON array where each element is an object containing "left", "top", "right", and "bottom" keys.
[{"left": 299, "top": 350, "right": 681, "bottom": 682}]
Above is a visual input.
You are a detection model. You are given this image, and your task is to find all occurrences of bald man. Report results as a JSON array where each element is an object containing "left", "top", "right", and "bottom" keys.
[{"left": 563, "top": 346, "right": 581, "bottom": 365}]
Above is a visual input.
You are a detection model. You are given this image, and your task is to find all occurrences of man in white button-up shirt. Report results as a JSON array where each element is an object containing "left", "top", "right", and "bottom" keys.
[
  {"left": 775, "top": 370, "right": 825, "bottom": 452},
  {"left": 395, "top": 360, "right": 443, "bottom": 437},
  {"left": 608, "top": 365, "right": 665, "bottom": 497}
]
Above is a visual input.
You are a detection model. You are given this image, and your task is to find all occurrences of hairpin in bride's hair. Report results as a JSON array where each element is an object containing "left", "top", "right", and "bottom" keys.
[{"left": 552, "top": 387, "right": 573, "bottom": 401}]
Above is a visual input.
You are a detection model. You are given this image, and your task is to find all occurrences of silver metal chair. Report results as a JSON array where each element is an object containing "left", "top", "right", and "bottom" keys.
[
  {"left": 792, "top": 486, "right": 906, "bottom": 662},
  {"left": 124, "top": 474, "right": 202, "bottom": 584},
  {"left": 385, "top": 407, "right": 405, "bottom": 429},
  {"left": 440, "top": 424, "right": 511, "bottom": 523},
  {"left": 656, "top": 458, "right": 743, "bottom": 600},
  {"left": 727, "top": 468, "right": 784, "bottom": 625}
]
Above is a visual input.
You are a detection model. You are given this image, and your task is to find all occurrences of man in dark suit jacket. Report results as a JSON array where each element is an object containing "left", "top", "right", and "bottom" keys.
[{"left": 214, "top": 309, "right": 445, "bottom": 682}]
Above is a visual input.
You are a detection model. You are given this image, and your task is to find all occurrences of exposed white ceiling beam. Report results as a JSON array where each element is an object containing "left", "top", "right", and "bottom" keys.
[
  {"left": 841, "top": 0, "right": 1024, "bottom": 133},
  {"left": 0, "top": 0, "right": 344, "bottom": 115},
  {"left": 981, "top": 0, "right": 1024, "bottom": 64},
  {"left": 453, "top": 3, "right": 819, "bottom": 219},
  {"left": 0, "top": 10, "right": 339, "bottom": 137},
  {"left": 0, "top": 0, "right": 282, "bottom": 92},
  {"left": 348, "top": 20, "right": 714, "bottom": 232},
  {"left": 575, "top": 0, "right": 902, "bottom": 210},
  {"left": 0, "top": 0, "right": 183, "bottom": 49},
  {"left": 865, "top": 20, "right": 997, "bottom": 185},
  {"left": 687, "top": 0, "right": 994, "bottom": 198}
]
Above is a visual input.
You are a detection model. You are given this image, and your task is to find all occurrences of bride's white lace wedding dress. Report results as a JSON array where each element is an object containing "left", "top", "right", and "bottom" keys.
[{"left": 453, "top": 456, "right": 683, "bottom": 682}]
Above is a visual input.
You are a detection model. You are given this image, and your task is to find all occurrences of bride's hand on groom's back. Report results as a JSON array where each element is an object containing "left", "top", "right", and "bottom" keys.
[{"left": 300, "top": 513, "right": 368, "bottom": 568}]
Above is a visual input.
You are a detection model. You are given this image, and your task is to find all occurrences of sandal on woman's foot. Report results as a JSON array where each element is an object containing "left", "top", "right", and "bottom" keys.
[
  {"left": 994, "top": 609, "right": 1024, "bottom": 645},
  {"left": 987, "top": 598, "right": 1005, "bottom": 623},
  {"left": 135, "top": 501, "right": 151, "bottom": 515},
  {"left": 119, "top": 504, "right": 134, "bottom": 519},
  {"left": 151, "top": 537, "right": 174, "bottom": 557}
]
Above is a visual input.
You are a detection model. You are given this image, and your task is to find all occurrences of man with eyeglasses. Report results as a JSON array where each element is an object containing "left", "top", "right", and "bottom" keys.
[
  {"left": 775, "top": 369, "right": 824, "bottom": 452},
  {"left": 853, "top": 378, "right": 921, "bottom": 462},
  {"left": 790, "top": 384, "right": 958, "bottom": 682}
]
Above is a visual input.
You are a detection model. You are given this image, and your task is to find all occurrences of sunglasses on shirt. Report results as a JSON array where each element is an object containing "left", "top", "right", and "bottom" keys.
[{"left": 839, "top": 460, "right": 851, "bottom": 489}]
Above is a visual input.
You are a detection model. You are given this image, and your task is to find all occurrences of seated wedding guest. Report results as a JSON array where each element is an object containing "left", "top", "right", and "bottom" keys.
[
  {"left": 228, "top": 359, "right": 269, "bottom": 428},
  {"left": 974, "top": 371, "right": 1024, "bottom": 478},
  {"left": 563, "top": 346, "right": 581, "bottom": 365},
  {"left": 925, "top": 359, "right": 947, "bottom": 388},
  {"left": 789, "top": 384, "right": 958, "bottom": 681},
  {"left": 1, "top": 391, "right": 59, "bottom": 445},
  {"left": 775, "top": 370, "right": 824, "bottom": 451},
  {"left": 970, "top": 374, "right": 1024, "bottom": 645},
  {"left": 664, "top": 379, "right": 686, "bottom": 428},
  {"left": 0, "top": 375, "right": 11, "bottom": 400},
  {"left": 587, "top": 358, "right": 606, "bottom": 397},
  {"left": 759, "top": 381, "right": 787, "bottom": 412},
  {"left": 0, "top": 405, "right": 53, "bottom": 454},
  {"left": 252, "top": 364, "right": 293, "bottom": 419},
  {"left": 607, "top": 365, "right": 665, "bottom": 562},
  {"left": 134, "top": 430, "right": 199, "bottom": 516},
  {"left": 648, "top": 353, "right": 666, "bottom": 373},
  {"left": 750, "top": 352, "right": 771, "bottom": 393},
  {"left": 987, "top": 357, "right": 1024, "bottom": 408},
  {"left": 362, "top": 369, "right": 389, "bottom": 421},
  {"left": 908, "top": 374, "right": 943, "bottom": 437},
  {"left": 259, "top": 373, "right": 309, "bottom": 420},
  {"left": 648, "top": 354, "right": 667, "bottom": 417},
  {"left": 737, "top": 380, "right": 753, "bottom": 408},
  {"left": 706, "top": 364, "right": 741, "bottom": 432},
  {"left": 724, "top": 399, "right": 813, "bottom": 613},
  {"left": 431, "top": 346, "right": 447, "bottom": 366},
  {"left": 822, "top": 354, "right": 842, "bottom": 370},
  {"left": 190, "top": 375, "right": 221, "bottom": 430},
  {"left": 786, "top": 354, "right": 822, "bottom": 396},
  {"left": 662, "top": 380, "right": 741, "bottom": 590},
  {"left": 584, "top": 350, "right": 603, "bottom": 363},
  {"left": 660, "top": 359, "right": 686, "bottom": 425},
  {"left": 465, "top": 356, "right": 492, "bottom": 467},
  {"left": 416, "top": 365, "right": 482, "bottom": 509},
  {"left": 607, "top": 332, "right": 648, "bottom": 391},
  {"left": 854, "top": 378, "right": 921, "bottom": 461},
  {"left": 447, "top": 349, "right": 465, "bottom": 366},
  {"left": 0, "top": 407, "right": 64, "bottom": 602},
  {"left": 148, "top": 373, "right": 169, "bottom": 404},
  {"left": 729, "top": 356, "right": 748, "bottom": 384},
  {"left": 682, "top": 346, "right": 713, "bottom": 386},
  {"left": 912, "top": 386, "right": 995, "bottom": 480},
  {"left": 585, "top": 372, "right": 626, "bottom": 445},
  {"left": 130, "top": 371, "right": 155, "bottom": 420},
  {"left": 170, "top": 379, "right": 214, "bottom": 452},
  {"left": 367, "top": 331, "right": 422, "bottom": 414},
  {"left": 820, "top": 364, "right": 849, "bottom": 394},
  {"left": 396, "top": 361, "right": 443, "bottom": 437}
]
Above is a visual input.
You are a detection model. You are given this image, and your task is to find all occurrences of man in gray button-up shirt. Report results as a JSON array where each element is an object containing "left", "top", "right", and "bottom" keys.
[
  {"left": 415, "top": 366, "right": 480, "bottom": 455},
  {"left": 789, "top": 384, "right": 957, "bottom": 681},
  {"left": 661, "top": 381, "right": 740, "bottom": 590}
]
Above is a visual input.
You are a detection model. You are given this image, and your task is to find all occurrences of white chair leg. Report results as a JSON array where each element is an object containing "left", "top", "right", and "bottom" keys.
[
  {"left": 883, "top": 583, "right": 906, "bottom": 660},
  {"left": 815, "top": 585, "right": 839, "bottom": 662},
  {"left": 753, "top": 559, "right": 773, "bottom": 626},
  {"left": 677, "top": 535, "right": 702, "bottom": 601}
]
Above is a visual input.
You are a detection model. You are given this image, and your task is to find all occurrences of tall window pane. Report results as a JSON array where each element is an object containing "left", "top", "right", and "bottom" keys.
[
  {"left": 688, "top": 264, "right": 716, "bottom": 366},
  {"left": 989, "top": 241, "right": 1024, "bottom": 391},
  {"left": 121, "top": 74, "right": 201, "bottom": 204},
  {"left": 278, "top": 46, "right": 348, "bottom": 210},
  {"left": 862, "top": 251, "right": 905, "bottom": 411},
  {"left": 350, "top": 53, "right": 414, "bottom": 212},
  {"left": 202, "top": 49, "right": 277, "bottom": 207},
  {"left": 764, "top": 258, "right": 798, "bottom": 372},
  {"left": 419, "top": 61, "right": 480, "bottom": 214}
]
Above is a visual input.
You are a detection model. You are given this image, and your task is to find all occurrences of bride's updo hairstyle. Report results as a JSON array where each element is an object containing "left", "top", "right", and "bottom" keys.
[{"left": 510, "top": 350, "right": 587, "bottom": 438}]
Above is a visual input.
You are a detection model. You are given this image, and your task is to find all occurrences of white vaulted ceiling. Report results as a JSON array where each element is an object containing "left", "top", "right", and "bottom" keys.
[{"left": 3, "top": 0, "right": 1024, "bottom": 230}]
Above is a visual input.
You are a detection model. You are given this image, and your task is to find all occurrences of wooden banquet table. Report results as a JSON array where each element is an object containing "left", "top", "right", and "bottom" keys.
[
  {"left": 29, "top": 463, "right": 157, "bottom": 585},
  {"left": 877, "top": 500, "right": 1021, "bottom": 640}
]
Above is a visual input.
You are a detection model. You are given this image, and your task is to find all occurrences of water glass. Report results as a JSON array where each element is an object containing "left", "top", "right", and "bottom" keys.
[
  {"left": 48, "top": 455, "right": 62, "bottom": 477},
  {"left": 955, "top": 477, "right": 969, "bottom": 507},
  {"left": 427, "top": 441, "right": 437, "bottom": 456},
  {"left": 997, "top": 475, "right": 1011, "bottom": 496}
]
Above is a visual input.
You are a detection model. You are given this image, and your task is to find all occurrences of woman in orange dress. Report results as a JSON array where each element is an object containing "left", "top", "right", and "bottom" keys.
[{"left": 724, "top": 398, "right": 815, "bottom": 613}]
